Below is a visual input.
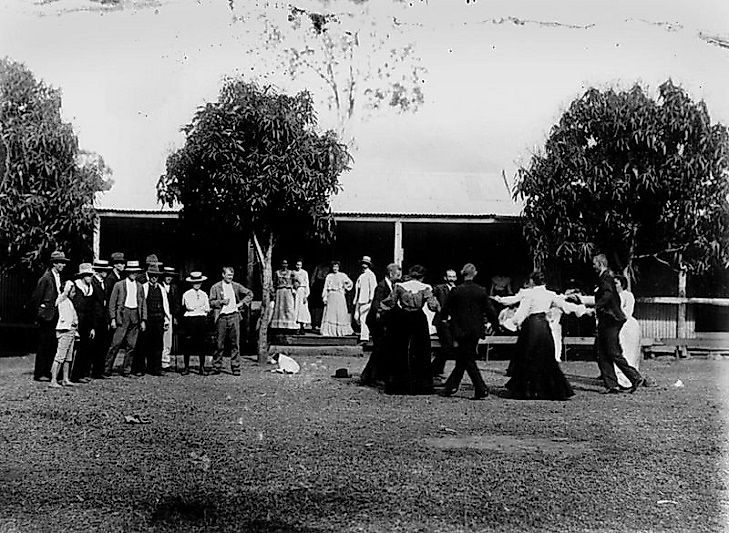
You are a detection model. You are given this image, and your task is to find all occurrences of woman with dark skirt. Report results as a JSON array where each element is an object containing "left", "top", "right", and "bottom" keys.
[
  {"left": 503, "top": 271, "right": 589, "bottom": 400},
  {"left": 380, "top": 265, "right": 439, "bottom": 395},
  {"left": 181, "top": 272, "right": 211, "bottom": 375}
]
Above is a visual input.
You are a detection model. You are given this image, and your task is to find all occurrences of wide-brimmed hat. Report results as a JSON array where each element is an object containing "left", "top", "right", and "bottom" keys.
[
  {"left": 185, "top": 271, "right": 207, "bottom": 283},
  {"left": 124, "top": 260, "right": 143, "bottom": 273},
  {"left": 145, "top": 254, "right": 159, "bottom": 266},
  {"left": 49, "top": 251, "right": 69, "bottom": 263},
  {"left": 163, "top": 266, "right": 178, "bottom": 277},
  {"left": 93, "top": 259, "right": 111, "bottom": 271},
  {"left": 110, "top": 252, "right": 125, "bottom": 264},
  {"left": 76, "top": 263, "right": 94, "bottom": 277},
  {"left": 331, "top": 368, "right": 350, "bottom": 379},
  {"left": 360, "top": 255, "right": 372, "bottom": 266},
  {"left": 147, "top": 263, "right": 164, "bottom": 276}
]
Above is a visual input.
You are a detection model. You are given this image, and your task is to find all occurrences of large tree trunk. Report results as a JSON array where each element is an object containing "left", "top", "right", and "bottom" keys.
[{"left": 256, "top": 232, "right": 274, "bottom": 364}]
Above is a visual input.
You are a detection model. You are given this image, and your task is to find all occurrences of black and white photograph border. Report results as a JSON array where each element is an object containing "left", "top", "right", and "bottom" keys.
[{"left": 0, "top": 1, "right": 728, "bottom": 532}]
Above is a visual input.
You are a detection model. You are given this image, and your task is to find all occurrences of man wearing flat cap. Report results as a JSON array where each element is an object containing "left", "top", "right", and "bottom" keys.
[{"left": 31, "top": 251, "right": 69, "bottom": 381}]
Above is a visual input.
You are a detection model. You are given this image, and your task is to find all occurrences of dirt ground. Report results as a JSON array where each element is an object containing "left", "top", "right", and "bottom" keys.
[{"left": 1, "top": 354, "right": 728, "bottom": 532}]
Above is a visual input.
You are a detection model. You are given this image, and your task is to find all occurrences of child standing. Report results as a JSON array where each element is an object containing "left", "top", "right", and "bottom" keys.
[{"left": 50, "top": 280, "right": 78, "bottom": 388}]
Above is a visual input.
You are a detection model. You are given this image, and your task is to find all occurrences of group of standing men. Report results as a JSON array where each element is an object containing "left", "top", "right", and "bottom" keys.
[{"left": 31, "top": 251, "right": 254, "bottom": 383}]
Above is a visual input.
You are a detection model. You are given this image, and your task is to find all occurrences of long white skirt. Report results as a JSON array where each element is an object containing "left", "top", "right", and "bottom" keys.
[
  {"left": 321, "top": 291, "right": 353, "bottom": 336},
  {"left": 615, "top": 317, "right": 642, "bottom": 388},
  {"left": 294, "top": 286, "right": 311, "bottom": 327}
]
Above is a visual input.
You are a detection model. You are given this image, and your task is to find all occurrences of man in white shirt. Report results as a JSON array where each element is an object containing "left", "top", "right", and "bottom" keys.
[
  {"left": 353, "top": 255, "right": 377, "bottom": 342},
  {"left": 105, "top": 261, "right": 147, "bottom": 377},
  {"left": 208, "top": 267, "right": 253, "bottom": 375}
]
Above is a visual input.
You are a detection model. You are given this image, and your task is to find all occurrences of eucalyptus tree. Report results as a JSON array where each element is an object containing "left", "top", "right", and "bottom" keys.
[
  {"left": 158, "top": 79, "right": 351, "bottom": 361},
  {"left": 0, "top": 57, "right": 110, "bottom": 272},
  {"left": 515, "top": 80, "right": 729, "bottom": 284}
]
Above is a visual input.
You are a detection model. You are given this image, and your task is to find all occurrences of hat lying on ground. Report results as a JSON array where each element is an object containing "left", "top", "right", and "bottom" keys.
[
  {"left": 93, "top": 259, "right": 111, "bottom": 271},
  {"left": 332, "top": 368, "right": 350, "bottom": 379},
  {"left": 50, "top": 251, "right": 69, "bottom": 263},
  {"left": 124, "top": 260, "right": 143, "bottom": 272},
  {"left": 76, "top": 263, "right": 94, "bottom": 277},
  {"left": 186, "top": 271, "right": 207, "bottom": 283},
  {"left": 110, "top": 252, "right": 125, "bottom": 263}
]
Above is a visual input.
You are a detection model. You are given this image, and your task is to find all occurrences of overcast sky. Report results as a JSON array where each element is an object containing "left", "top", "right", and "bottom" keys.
[{"left": 1, "top": 0, "right": 728, "bottom": 211}]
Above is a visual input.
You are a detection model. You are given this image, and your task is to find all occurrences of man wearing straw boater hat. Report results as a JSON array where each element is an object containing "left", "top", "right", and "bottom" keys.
[
  {"left": 90, "top": 259, "right": 112, "bottom": 379},
  {"left": 31, "top": 250, "right": 69, "bottom": 381},
  {"left": 105, "top": 260, "right": 147, "bottom": 377},
  {"left": 181, "top": 271, "right": 211, "bottom": 375},
  {"left": 161, "top": 266, "right": 181, "bottom": 371},
  {"left": 353, "top": 255, "right": 377, "bottom": 343}
]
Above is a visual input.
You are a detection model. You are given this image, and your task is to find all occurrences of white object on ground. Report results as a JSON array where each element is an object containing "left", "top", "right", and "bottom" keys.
[
  {"left": 673, "top": 379, "right": 684, "bottom": 388},
  {"left": 272, "top": 353, "right": 300, "bottom": 374}
]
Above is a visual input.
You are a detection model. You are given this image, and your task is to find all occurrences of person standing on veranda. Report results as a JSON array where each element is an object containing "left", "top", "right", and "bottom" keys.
[
  {"left": 292, "top": 259, "right": 311, "bottom": 334},
  {"left": 31, "top": 251, "right": 69, "bottom": 381},
  {"left": 270, "top": 259, "right": 298, "bottom": 331},
  {"left": 353, "top": 256, "right": 377, "bottom": 343},
  {"left": 320, "top": 261, "right": 354, "bottom": 337},
  {"left": 209, "top": 267, "right": 253, "bottom": 375}
]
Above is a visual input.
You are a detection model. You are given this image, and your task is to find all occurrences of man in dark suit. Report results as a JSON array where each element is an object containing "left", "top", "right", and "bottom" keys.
[
  {"left": 430, "top": 269, "right": 457, "bottom": 378},
  {"left": 441, "top": 263, "right": 499, "bottom": 400},
  {"left": 360, "top": 263, "right": 402, "bottom": 385},
  {"left": 90, "top": 259, "right": 111, "bottom": 378},
  {"left": 589, "top": 253, "right": 644, "bottom": 393},
  {"left": 105, "top": 260, "right": 147, "bottom": 377},
  {"left": 30, "top": 251, "right": 69, "bottom": 381}
]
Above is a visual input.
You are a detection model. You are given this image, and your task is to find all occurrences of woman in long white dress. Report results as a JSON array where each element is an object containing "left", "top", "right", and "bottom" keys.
[
  {"left": 292, "top": 260, "right": 311, "bottom": 333},
  {"left": 614, "top": 275, "right": 642, "bottom": 388},
  {"left": 320, "top": 261, "right": 354, "bottom": 336}
]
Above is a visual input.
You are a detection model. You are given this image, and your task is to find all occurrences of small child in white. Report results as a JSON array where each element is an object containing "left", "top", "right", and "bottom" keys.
[{"left": 50, "top": 280, "right": 78, "bottom": 388}]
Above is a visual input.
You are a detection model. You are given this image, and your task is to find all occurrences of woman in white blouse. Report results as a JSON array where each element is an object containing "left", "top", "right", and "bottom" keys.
[
  {"left": 181, "top": 272, "right": 211, "bottom": 375},
  {"left": 497, "top": 271, "right": 589, "bottom": 400}
]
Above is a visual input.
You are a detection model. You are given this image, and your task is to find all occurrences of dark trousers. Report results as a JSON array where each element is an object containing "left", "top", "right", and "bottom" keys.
[
  {"left": 444, "top": 335, "right": 488, "bottom": 396},
  {"left": 34, "top": 322, "right": 57, "bottom": 380},
  {"left": 144, "top": 319, "right": 165, "bottom": 375},
  {"left": 184, "top": 315, "right": 209, "bottom": 370},
  {"left": 132, "top": 328, "right": 148, "bottom": 375},
  {"left": 431, "top": 322, "right": 455, "bottom": 376},
  {"left": 596, "top": 320, "right": 641, "bottom": 389},
  {"left": 105, "top": 308, "right": 140, "bottom": 375},
  {"left": 214, "top": 313, "right": 240, "bottom": 371},
  {"left": 71, "top": 321, "right": 93, "bottom": 381},
  {"left": 91, "top": 322, "right": 109, "bottom": 378}
]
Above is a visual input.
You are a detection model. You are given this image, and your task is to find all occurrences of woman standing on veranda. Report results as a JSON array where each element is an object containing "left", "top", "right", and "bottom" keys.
[
  {"left": 292, "top": 259, "right": 311, "bottom": 334},
  {"left": 271, "top": 259, "right": 299, "bottom": 331},
  {"left": 320, "top": 261, "right": 354, "bottom": 336},
  {"left": 614, "top": 275, "right": 643, "bottom": 389}
]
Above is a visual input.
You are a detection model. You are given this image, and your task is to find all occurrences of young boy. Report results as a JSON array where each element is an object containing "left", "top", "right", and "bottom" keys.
[{"left": 50, "top": 281, "right": 78, "bottom": 388}]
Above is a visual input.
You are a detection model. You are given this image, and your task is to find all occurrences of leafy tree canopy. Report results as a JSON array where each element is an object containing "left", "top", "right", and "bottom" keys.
[
  {"left": 0, "top": 57, "right": 111, "bottom": 272},
  {"left": 157, "top": 79, "right": 351, "bottom": 359},
  {"left": 515, "top": 80, "right": 729, "bottom": 277}
]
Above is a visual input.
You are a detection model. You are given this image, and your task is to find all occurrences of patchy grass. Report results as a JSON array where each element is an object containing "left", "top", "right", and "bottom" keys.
[{"left": 1, "top": 354, "right": 727, "bottom": 532}]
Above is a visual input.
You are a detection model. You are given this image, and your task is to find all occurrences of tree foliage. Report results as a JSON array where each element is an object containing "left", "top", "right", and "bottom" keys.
[
  {"left": 157, "top": 79, "right": 351, "bottom": 359},
  {"left": 515, "top": 80, "right": 729, "bottom": 278},
  {"left": 239, "top": 2, "right": 426, "bottom": 143},
  {"left": 0, "top": 57, "right": 111, "bottom": 272}
]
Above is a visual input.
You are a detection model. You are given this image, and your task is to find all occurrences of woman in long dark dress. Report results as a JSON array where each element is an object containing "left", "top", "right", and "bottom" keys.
[
  {"left": 502, "top": 271, "right": 589, "bottom": 400},
  {"left": 380, "top": 265, "right": 439, "bottom": 395}
]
